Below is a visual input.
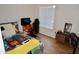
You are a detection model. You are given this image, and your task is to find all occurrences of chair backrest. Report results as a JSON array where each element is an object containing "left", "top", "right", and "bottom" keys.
[
  {"left": 32, "top": 18, "right": 40, "bottom": 34},
  {"left": 70, "top": 33, "right": 78, "bottom": 47}
]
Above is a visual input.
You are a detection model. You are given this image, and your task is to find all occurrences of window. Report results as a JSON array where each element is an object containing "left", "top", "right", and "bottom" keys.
[{"left": 39, "top": 5, "right": 56, "bottom": 29}]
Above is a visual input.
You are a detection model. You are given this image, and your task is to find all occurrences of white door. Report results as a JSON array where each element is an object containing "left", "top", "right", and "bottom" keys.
[{"left": 0, "top": 29, "right": 5, "bottom": 54}]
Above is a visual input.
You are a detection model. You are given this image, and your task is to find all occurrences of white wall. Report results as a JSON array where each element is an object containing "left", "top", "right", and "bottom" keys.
[
  {"left": 0, "top": 4, "right": 37, "bottom": 31},
  {"left": 54, "top": 5, "right": 79, "bottom": 36},
  {"left": 0, "top": 4, "right": 79, "bottom": 38},
  {"left": 0, "top": 5, "right": 37, "bottom": 23},
  {"left": 36, "top": 4, "right": 79, "bottom": 38}
]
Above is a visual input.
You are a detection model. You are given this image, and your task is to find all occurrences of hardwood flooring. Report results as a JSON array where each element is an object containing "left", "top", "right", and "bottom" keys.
[{"left": 37, "top": 33, "right": 79, "bottom": 54}]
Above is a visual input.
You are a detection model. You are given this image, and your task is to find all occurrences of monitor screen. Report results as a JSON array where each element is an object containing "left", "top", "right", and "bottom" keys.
[{"left": 21, "top": 18, "right": 31, "bottom": 26}]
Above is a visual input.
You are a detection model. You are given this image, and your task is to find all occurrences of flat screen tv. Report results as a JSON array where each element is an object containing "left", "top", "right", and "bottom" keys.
[{"left": 21, "top": 18, "right": 31, "bottom": 26}]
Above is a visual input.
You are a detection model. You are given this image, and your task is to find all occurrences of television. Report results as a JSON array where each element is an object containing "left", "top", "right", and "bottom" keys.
[{"left": 21, "top": 18, "right": 31, "bottom": 26}]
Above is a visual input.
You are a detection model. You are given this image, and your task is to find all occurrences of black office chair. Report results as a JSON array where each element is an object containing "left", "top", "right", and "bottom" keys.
[
  {"left": 30, "top": 18, "right": 40, "bottom": 38},
  {"left": 70, "top": 33, "right": 79, "bottom": 54},
  {"left": 32, "top": 18, "right": 40, "bottom": 34}
]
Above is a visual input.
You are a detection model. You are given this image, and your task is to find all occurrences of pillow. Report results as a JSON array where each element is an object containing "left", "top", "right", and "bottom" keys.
[
  {"left": 0, "top": 24, "right": 16, "bottom": 39},
  {"left": 8, "top": 39, "right": 20, "bottom": 48},
  {"left": 11, "top": 34, "right": 27, "bottom": 43}
]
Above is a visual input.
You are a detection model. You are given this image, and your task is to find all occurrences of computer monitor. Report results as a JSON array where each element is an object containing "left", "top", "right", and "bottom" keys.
[{"left": 21, "top": 18, "right": 31, "bottom": 26}]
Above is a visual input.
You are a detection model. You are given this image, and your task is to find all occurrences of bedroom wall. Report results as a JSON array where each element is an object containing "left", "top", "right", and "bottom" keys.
[
  {"left": 36, "top": 4, "right": 79, "bottom": 38},
  {"left": 54, "top": 4, "right": 79, "bottom": 36},
  {"left": 0, "top": 4, "right": 79, "bottom": 38},
  {"left": 0, "top": 4, "right": 37, "bottom": 23},
  {"left": 0, "top": 4, "right": 37, "bottom": 31}
]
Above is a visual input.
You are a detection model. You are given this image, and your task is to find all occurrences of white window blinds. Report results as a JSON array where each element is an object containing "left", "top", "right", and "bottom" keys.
[{"left": 39, "top": 6, "right": 56, "bottom": 29}]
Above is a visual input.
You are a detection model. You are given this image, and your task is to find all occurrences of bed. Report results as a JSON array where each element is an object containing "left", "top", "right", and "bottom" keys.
[
  {"left": 0, "top": 22, "right": 42, "bottom": 54},
  {"left": 6, "top": 38, "right": 40, "bottom": 54}
]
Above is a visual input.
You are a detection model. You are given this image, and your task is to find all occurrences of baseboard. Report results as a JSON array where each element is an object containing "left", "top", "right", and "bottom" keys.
[{"left": 38, "top": 33, "right": 54, "bottom": 39}]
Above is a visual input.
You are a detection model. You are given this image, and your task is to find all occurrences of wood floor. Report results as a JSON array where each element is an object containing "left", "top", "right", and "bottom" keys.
[{"left": 37, "top": 33, "right": 79, "bottom": 54}]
